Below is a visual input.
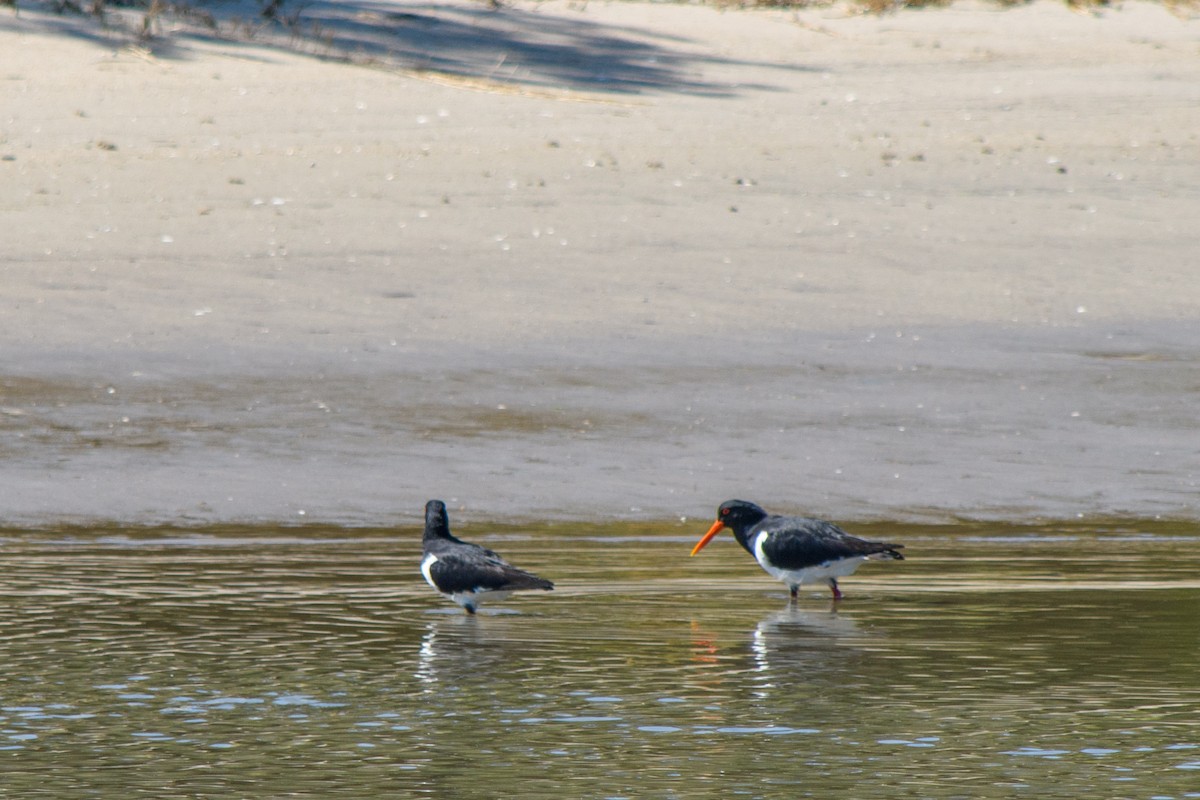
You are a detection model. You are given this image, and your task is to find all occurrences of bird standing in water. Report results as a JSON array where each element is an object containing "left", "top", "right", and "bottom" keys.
[
  {"left": 420, "top": 499, "right": 554, "bottom": 614},
  {"left": 691, "top": 499, "right": 904, "bottom": 600}
]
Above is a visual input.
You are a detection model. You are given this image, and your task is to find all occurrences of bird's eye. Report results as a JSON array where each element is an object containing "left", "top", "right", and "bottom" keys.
[{"left": 720, "top": 508, "right": 729, "bottom": 516}]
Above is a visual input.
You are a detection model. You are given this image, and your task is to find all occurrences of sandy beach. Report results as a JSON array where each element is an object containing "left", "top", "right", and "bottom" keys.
[{"left": 1, "top": 0, "right": 1198, "bottom": 526}]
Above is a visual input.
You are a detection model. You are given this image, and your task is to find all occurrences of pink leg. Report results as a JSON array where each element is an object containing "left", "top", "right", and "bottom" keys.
[{"left": 828, "top": 579, "right": 843, "bottom": 601}]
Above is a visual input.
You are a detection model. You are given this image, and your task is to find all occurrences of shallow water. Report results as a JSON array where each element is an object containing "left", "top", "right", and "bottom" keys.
[{"left": 2, "top": 519, "right": 1199, "bottom": 798}]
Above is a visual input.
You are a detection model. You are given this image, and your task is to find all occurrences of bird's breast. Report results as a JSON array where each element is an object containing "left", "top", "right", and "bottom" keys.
[
  {"left": 420, "top": 553, "right": 440, "bottom": 590},
  {"left": 751, "top": 532, "right": 774, "bottom": 568}
]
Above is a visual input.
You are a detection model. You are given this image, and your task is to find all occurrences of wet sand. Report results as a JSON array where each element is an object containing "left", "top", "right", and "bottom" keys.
[{"left": 2, "top": 0, "right": 1198, "bottom": 525}]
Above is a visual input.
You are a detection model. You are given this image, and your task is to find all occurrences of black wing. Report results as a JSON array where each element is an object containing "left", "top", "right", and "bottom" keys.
[
  {"left": 427, "top": 544, "right": 553, "bottom": 594},
  {"left": 758, "top": 516, "right": 904, "bottom": 569}
]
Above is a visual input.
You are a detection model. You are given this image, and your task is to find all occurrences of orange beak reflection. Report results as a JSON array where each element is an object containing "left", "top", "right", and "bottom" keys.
[{"left": 690, "top": 520, "right": 726, "bottom": 556}]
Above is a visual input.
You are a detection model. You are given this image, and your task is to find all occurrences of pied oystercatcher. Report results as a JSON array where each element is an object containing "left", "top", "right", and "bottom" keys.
[
  {"left": 690, "top": 499, "right": 904, "bottom": 600},
  {"left": 420, "top": 499, "right": 553, "bottom": 614}
]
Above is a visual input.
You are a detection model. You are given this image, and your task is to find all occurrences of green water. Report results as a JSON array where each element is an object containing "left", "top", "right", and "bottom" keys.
[{"left": 1, "top": 520, "right": 1198, "bottom": 798}]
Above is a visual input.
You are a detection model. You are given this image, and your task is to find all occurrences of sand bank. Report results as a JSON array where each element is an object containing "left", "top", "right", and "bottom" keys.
[{"left": 1, "top": 0, "right": 1198, "bottom": 525}]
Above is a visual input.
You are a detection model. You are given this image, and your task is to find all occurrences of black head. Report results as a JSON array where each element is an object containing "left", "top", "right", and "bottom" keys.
[
  {"left": 423, "top": 499, "right": 452, "bottom": 541},
  {"left": 715, "top": 499, "right": 769, "bottom": 533},
  {"left": 691, "top": 498, "right": 770, "bottom": 556}
]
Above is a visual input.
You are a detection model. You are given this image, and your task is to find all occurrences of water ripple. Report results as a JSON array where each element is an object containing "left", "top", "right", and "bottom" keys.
[{"left": 0, "top": 521, "right": 1197, "bottom": 797}]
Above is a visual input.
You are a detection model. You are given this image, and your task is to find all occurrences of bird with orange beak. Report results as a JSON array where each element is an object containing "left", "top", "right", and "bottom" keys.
[{"left": 691, "top": 499, "right": 904, "bottom": 601}]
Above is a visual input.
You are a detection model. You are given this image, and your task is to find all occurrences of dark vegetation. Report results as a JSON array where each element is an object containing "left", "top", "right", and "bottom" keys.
[
  {"left": 6, "top": 0, "right": 804, "bottom": 96},
  {"left": 4, "top": 0, "right": 1194, "bottom": 96},
  {"left": 7, "top": 0, "right": 1169, "bottom": 30}
]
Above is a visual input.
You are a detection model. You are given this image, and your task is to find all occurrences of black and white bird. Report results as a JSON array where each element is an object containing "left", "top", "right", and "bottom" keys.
[
  {"left": 420, "top": 499, "right": 553, "bottom": 614},
  {"left": 690, "top": 499, "right": 904, "bottom": 601}
]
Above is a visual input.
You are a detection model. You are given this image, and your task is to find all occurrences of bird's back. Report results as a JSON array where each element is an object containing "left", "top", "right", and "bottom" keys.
[
  {"left": 756, "top": 515, "right": 904, "bottom": 569},
  {"left": 425, "top": 537, "right": 553, "bottom": 593}
]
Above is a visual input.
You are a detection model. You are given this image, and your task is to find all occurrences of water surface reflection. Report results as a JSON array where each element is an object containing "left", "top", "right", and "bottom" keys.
[{"left": 1, "top": 521, "right": 1198, "bottom": 798}]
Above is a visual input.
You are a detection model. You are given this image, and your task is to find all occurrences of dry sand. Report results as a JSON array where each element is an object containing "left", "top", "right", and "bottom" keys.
[{"left": 1, "top": 0, "right": 1198, "bottom": 526}]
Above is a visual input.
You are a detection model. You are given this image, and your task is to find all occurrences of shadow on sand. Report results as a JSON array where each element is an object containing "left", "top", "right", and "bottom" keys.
[{"left": 11, "top": 0, "right": 805, "bottom": 95}]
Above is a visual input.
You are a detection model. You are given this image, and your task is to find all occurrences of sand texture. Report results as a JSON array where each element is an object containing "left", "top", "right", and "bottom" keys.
[{"left": 1, "top": 0, "right": 1198, "bottom": 526}]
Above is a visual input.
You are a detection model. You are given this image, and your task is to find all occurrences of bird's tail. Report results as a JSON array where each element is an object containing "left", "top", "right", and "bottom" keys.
[{"left": 511, "top": 574, "right": 554, "bottom": 591}]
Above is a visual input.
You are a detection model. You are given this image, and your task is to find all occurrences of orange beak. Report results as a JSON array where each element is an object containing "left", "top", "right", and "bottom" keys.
[{"left": 690, "top": 520, "right": 726, "bottom": 556}]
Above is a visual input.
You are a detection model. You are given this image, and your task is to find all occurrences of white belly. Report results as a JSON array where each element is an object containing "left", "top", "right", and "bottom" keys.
[
  {"left": 752, "top": 534, "right": 869, "bottom": 587},
  {"left": 450, "top": 589, "right": 510, "bottom": 608}
]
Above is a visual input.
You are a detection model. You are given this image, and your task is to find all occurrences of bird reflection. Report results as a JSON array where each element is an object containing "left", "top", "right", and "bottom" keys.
[
  {"left": 754, "top": 603, "right": 863, "bottom": 641},
  {"left": 749, "top": 605, "right": 871, "bottom": 697},
  {"left": 414, "top": 616, "right": 531, "bottom": 692},
  {"left": 689, "top": 619, "right": 721, "bottom": 666}
]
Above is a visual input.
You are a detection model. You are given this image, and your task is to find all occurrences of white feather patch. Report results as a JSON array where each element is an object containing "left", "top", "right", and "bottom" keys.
[
  {"left": 752, "top": 532, "right": 869, "bottom": 588},
  {"left": 420, "top": 553, "right": 439, "bottom": 590}
]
